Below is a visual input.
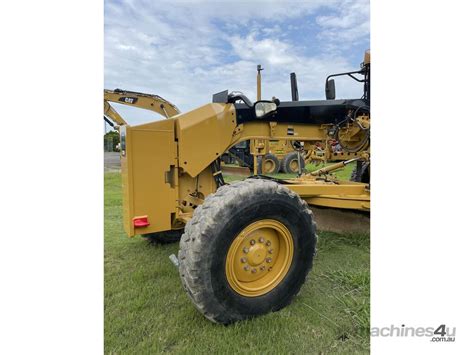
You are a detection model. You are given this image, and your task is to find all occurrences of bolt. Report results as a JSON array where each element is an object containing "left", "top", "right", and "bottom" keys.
[
  {"left": 259, "top": 237, "right": 265, "bottom": 243},
  {"left": 244, "top": 265, "right": 250, "bottom": 271},
  {"left": 243, "top": 247, "right": 249, "bottom": 253},
  {"left": 251, "top": 268, "right": 257, "bottom": 273},
  {"left": 240, "top": 257, "right": 247, "bottom": 263},
  {"left": 266, "top": 241, "right": 271, "bottom": 246},
  {"left": 260, "top": 266, "right": 266, "bottom": 271},
  {"left": 250, "top": 239, "right": 256, "bottom": 245},
  {"left": 268, "top": 248, "right": 273, "bottom": 254},
  {"left": 266, "top": 257, "right": 272, "bottom": 263}
]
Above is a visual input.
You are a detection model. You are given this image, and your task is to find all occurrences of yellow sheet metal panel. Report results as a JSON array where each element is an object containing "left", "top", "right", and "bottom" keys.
[
  {"left": 120, "top": 129, "right": 133, "bottom": 236},
  {"left": 122, "top": 119, "right": 178, "bottom": 236},
  {"left": 304, "top": 196, "right": 370, "bottom": 210},
  {"left": 268, "top": 139, "right": 294, "bottom": 159},
  {"left": 237, "top": 121, "right": 329, "bottom": 141},
  {"left": 286, "top": 183, "right": 368, "bottom": 197},
  {"left": 177, "top": 103, "right": 236, "bottom": 177},
  {"left": 286, "top": 182, "right": 370, "bottom": 211}
]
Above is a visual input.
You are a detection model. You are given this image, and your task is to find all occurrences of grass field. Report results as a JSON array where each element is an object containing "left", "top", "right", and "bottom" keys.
[{"left": 105, "top": 170, "right": 369, "bottom": 354}]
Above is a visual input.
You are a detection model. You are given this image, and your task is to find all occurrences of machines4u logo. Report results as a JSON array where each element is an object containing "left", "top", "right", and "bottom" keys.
[{"left": 371, "top": 324, "right": 456, "bottom": 342}]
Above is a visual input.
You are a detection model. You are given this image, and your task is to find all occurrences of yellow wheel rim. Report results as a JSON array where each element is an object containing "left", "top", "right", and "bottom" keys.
[
  {"left": 289, "top": 159, "right": 299, "bottom": 172},
  {"left": 225, "top": 219, "right": 294, "bottom": 297},
  {"left": 263, "top": 159, "right": 276, "bottom": 174}
]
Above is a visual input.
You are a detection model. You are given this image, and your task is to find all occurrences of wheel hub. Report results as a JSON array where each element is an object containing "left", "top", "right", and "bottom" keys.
[
  {"left": 225, "top": 219, "right": 294, "bottom": 297},
  {"left": 247, "top": 243, "right": 266, "bottom": 266},
  {"left": 263, "top": 160, "right": 275, "bottom": 173},
  {"left": 289, "top": 159, "right": 299, "bottom": 172}
]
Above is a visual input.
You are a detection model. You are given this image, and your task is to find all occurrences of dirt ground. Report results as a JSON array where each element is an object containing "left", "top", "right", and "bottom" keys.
[{"left": 311, "top": 207, "right": 369, "bottom": 234}]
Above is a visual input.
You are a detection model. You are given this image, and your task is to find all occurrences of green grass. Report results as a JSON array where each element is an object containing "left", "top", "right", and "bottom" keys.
[{"left": 105, "top": 172, "right": 369, "bottom": 353}]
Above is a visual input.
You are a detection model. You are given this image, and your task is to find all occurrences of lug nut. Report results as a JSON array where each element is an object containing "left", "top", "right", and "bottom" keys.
[
  {"left": 243, "top": 247, "right": 249, "bottom": 253},
  {"left": 266, "top": 241, "right": 271, "bottom": 246},
  {"left": 250, "top": 239, "right": 256, "bottom": 245},
  {"left": 259, "top": 237, "right": 265, "bottom": 243},
  {"left": 251, "top": 268, "right": 257, "bottom": 273},
  {"left": 268, "top": 248, "right": 273, "bottom": 254},
  {"left": 268, "top": 267, "right": 272, "bottom": 271},
  {"left": 266, "top": 257, "right": 272, "bottom": 263},
  {"left": 240, "top": 257, "right": 247, "bottom": 263},
  {"left": 244, "top": 265, "right": 250, "bottom": 271},
  {"left": 260, "top": 266, "right": 266, "bottom": 271}
]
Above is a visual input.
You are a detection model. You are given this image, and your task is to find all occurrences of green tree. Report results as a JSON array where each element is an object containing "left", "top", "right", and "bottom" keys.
[{"left": 104, "top": 131, "right": 120, "bottom": 152}]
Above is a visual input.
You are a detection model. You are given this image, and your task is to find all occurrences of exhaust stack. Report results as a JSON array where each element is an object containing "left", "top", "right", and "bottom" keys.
[{"left": 290, "top": 72, "right": 299, "bottom": 101}]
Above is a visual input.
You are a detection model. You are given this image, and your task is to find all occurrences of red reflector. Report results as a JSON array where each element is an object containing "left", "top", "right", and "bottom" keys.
[{"left": 133, "top": 216, "right": 150, "bottom": 228}]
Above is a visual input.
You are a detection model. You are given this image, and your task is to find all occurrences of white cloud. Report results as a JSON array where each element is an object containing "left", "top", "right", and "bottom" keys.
[
  {"left": 230, "top": 34, "right": 294, "bottom": 66},
  {"left": 315, "top": 0, "right": 370, "bottom": 50},
  {"left": 261, "top": 25, "right": 282, "bottom": 35},
  {"left": 105, "top": 0, "right": 369, "bottom": 125}
]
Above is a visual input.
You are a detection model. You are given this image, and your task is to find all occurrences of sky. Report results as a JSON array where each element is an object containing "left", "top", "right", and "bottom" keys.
[{"left": 105, "top": 0, "right": 369, "bottom": 126}]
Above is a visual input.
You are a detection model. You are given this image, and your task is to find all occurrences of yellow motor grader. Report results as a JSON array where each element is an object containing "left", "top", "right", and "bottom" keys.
[{"left": 109, "top": 51, "right": 370, "bottom": 324}]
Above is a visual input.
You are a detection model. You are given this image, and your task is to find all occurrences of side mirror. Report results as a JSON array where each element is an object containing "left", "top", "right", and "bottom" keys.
[
  {"left": 325, "top": 79, "right": 336, "bottom": 100},
  {"left": 254, "top": 100, "right": 278, "bottom": 119}
]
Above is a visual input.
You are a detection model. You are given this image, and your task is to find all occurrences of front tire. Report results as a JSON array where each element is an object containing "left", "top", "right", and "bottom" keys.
[{"left": 178, "top": 179, "right": 316, "bottom": 324}]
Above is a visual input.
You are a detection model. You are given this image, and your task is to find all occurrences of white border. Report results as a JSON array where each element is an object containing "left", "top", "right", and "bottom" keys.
[
  {"left": 372, "top": 0, "right": 474, "bottom": 353},
  {"left": 1, "top": 1, "right": 474, "bottom": 354},
  {"left": 0, "top": 1, "right": 104, "bottom": 353}
]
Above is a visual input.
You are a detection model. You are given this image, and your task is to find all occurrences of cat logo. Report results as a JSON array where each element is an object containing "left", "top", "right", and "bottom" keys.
[{"left": 118, "top": 96, "right": 138, "bottom": 104}]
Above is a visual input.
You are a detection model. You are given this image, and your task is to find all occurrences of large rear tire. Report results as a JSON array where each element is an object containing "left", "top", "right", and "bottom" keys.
[
  {"left": 178, "top": 179, "right": 316, "bottom": 324},
  {"left": 282, "top": 151, "right": 305, "bottom": 174}
]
